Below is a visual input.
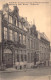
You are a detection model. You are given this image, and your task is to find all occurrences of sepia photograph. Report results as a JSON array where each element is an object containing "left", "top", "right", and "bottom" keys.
[{"left": 0, "top": 0, "right": 51, "bottom": 80}]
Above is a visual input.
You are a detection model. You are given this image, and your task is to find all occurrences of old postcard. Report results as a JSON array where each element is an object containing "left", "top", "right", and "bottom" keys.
[{"left": 0, "top": 0, "right": 51, "bottom": 80}]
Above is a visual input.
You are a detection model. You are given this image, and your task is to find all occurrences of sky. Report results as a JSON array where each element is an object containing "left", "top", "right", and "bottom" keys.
[{"left": 0, "top": 0, "right": 51, "bottom": 45}]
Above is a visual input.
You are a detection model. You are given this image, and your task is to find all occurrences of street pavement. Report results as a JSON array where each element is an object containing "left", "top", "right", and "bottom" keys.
[{"left": 0, "top": 67, "right": 51, "bottom": 80}]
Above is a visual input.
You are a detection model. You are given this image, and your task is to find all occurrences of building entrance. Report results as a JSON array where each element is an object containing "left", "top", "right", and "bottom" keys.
[{"left": 4, "top": 49, "right": 13, "bottom": 68}]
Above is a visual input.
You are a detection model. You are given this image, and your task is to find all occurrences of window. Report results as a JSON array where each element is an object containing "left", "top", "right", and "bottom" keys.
[
  {"left": 23, "top": 24, "right": 27, "bottom": 31},
  {"left": 13, "top": 19, "right": 18, "bottom": 26},
  {"left": 24, "top": 27, "right": 27, "bottom": 31},
  {"left": 4, "top": 27, "right": 7, "bottom": 40},
  {"left": 30, "top": 40, "right": 33, "bottom": 48},
  {"left": 14, "top": 32, "right": 17, "bottom": 41},
  {"left": 23, "top": 35, "right": 26, "bottom": 45},
  {"left": 36, "top": 54, "right": 39, "bottom": 61},
  {"left": 16, "top": 19, "right": 18, "bottom": 26},
  {"left": 19, "top": 34, "right": 22, "bottom": 43},
  {"left": 21, "top": 54, "right": 23, "bottom": 61},
  {"left": 28, "top": 39, "right": 30, "bottom": 48},
  {"left": 9, "top": 15, "right": 12, "bottom": 24},
  {"left": 0, "top": 14, "right": 2, "bottom": 42},
  {"left": 19, "top": 22, "right": 22, "bottom": 29},
  {"left": 9, "top": 30, "right": 13, "bottom": 41},
  {"left": 31, "top": 53, "right": 33, "bottom": 62},
  {"left": 28, "top": 53, "right": 30, "bottom": 63},
  {"left": 24, "top": 55, "right": 27, "bottom": 61},
  {"left": 17, "top": 54, "right": 19, "bottom": 62}
]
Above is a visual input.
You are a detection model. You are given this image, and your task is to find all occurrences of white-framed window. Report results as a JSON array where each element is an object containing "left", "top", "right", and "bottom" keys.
[
  {"left": 9, "top": 15, "right": 12, "bottom": 24},
  {"left": 9, "top": 29, "right": 13, "bottom": 41},
  {"left": 14, "top": 32, "right": 17, "bottom": 41},
  {"left": 4, "top": 27, "right": 7, "bottom": 40}
]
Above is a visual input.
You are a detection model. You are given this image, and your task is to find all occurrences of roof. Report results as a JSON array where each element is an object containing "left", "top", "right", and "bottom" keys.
[{"left": 38, "top": 31, "right": 50, "bottom": 42}]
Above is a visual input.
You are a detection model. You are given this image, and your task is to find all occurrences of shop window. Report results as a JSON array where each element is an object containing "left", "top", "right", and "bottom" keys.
[{"left": 4, "top": 27, "right": 7, "bottom": 40}]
